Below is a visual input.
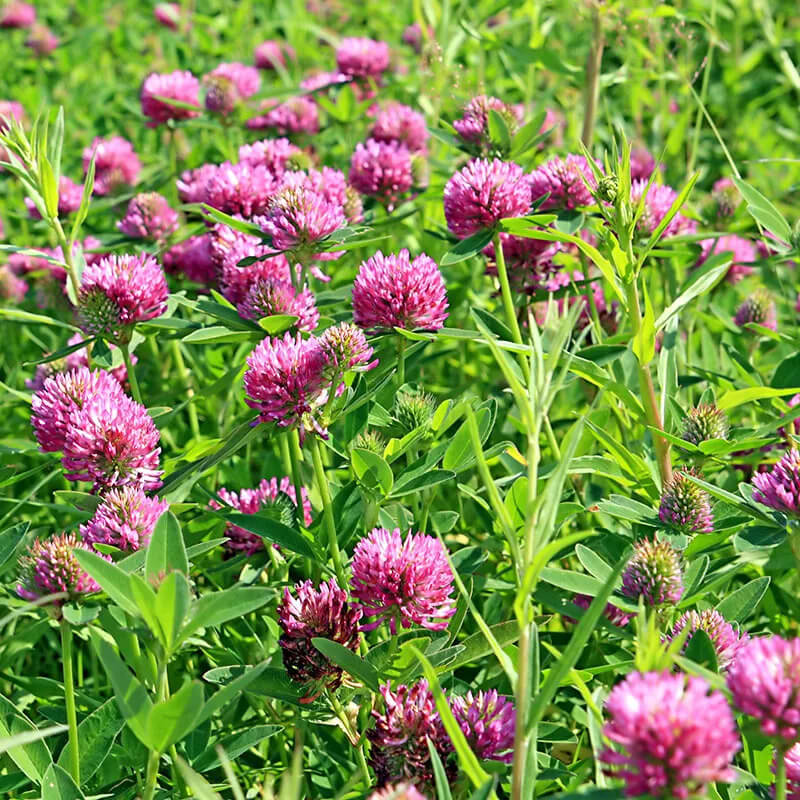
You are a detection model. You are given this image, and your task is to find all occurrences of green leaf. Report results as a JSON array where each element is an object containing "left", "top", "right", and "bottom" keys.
[
  {"left": 182, "top": 325, "right": 259, "bottom": 344},
  {"left": 639, "top": 172, "right": 698, "bottom": 260},
  {"left": 527, "top": 553, "right": 629, "bottom": 734},
  {"left": 41, "top": 763, "right": 86, "bottom": 800},
  {"left": 773, "top": 354, "right": 800, "bottom": 389},
  {"left": 70, "top": 152, "right": 95, "bottom": 242},
  {"left": 486, "top": 109, "right": 511, "bottom": 152},
  {"left": 389, "top": 469, "right": 455, "bottom": 498},
  {"left": 57, "top": 698, "right": 124, "bottom": 786},
  {"left": 684, "top": 629, "right": 718, "bottom": 671},
  {"left": 311, "top": 638, "right": 380, "bottom": 691},
  {"left": 575, "top": 545, "right": 613, "bottom": 582},
  {"left": 718, "top": 385, "right": 800, "bottom": 411},
  {"left": 145, "top": 511, "right": 188, "bottom": 580},
  {"left": 90, "top": 631, "right": 153, "bottom": 747},
  {"left": 411, "top": 647, "right": 491, "bottom": 790},
  {"left": 222, "top": 513, "right": 318, "bottom": 560},
  {"left": 539, "top": 568, "right": 606, "bottom": 595},
  {"left": 199, "top": 663, "right": 269, "bottom": 725},
  {"left": 0, "top": 522, "right": 28, "bottom": 570},
  {"left": 258, "top": 314, "right": 298, "bottom": 334},
  {"left": 146, "top": 681, "right": 204, "bottom": 752},
  {"left": 732, "top": 177, "right": 792, "bottom": 244},
  {"left": 155, "top": 571, "right": 192, "bottom": 650},
  {"left": 193, "top": 725, "right": 281, "bottom": 772},
  {"left": 74, "top": 550, "right": 139, "bottom": 616},
  {"left": 0, "top": 696, "right": 55, "bottom": 781},
  {"left": 441, "top": 229, "right": 495, "bottom": 266},
  {"left": 181, "top": 587, "right": 272, "bottom": 642},
  {"left": 443, "top": 405, "right": 493, "bottom": 472},
  {"left": 176, "top": 757, "right": 223, "bottom": 800},
  {"left": 654, "top": 253, "right": 731, "bottom": 330},
  {"left": 0, "top": 307, "right": 79, "bottom": 330},
  {"left": 351, "top": 447, "right": 394, "bottom": 496},
  {"left": 197, "top": 204, "right": 264, "bottom": 236},
  {"left": 428, "top": 738, "right": 454, "bottom": 800},
  {"left": 715, "top": 577, "right": 770, "bottom": 624}
]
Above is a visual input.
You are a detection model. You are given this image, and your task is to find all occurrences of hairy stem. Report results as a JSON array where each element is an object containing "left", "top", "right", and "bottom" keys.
[
  {"left": 625, "top": 279, "right": 672, "bottom": 486},
  {"left": 288, "top": 429, "right": 306, "bottom": 529},
  {"left": 120, "top": 341, "right": 142, "bottom": 405},
  {"left": 397, "top": 336, "right": 406, "bottom": 386},
  {"left": 310, "top": 435, "right": 346, "bottom": 588},
  {"left": 581, "top": 5, "right": 605, "bottom": 148},
  {"left": 60, "top": 620, "right": 80, "bottom": 786},
  {"left": 776, "top": 746, "right": 788, "bottom": 800}
]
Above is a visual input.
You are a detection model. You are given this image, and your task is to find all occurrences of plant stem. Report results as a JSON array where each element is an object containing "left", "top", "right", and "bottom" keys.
[
  {"left": 310, "top": 435, "right": 347, "bottom": 588},
  {"left": 777, "top": 746, "right": 788, "bottom": 800},
  {"left": 60, "top": 620, "right": 80, "bottom": 786},
  {"left": 142, "top": 748, "right": 160, "bottom": 800},
  {"left": 397, "top": 336, "right": 406, "bottom": 386},
  {"left": 170, "top": 339, "right": 200, "bottom": 439},
  {"left": 493, "top": 232, "right": 531, "bottom": 382},
  {"left": 120, "top": 341, "right": 142, "bottom": 405},
  {"left": 625, "top": 279, "right": 672, "bottom": 486},
  {"left": 492, "top": 232, "right": 524, "bottom": 347},
  {"left": 288, "top": 428, "right": 306, "bottom": 528},
  {"left": 581, "top": 4, "right": 605, "bottom": 147},
  {"left": 511, "top": 622, "right": 533, "bottom": 800},
  {"left": 52, "top": 217, "right": 80, "bottom": 301}
]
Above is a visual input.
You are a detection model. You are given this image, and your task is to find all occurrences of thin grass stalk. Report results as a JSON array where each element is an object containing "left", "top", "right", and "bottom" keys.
[{"left": 60, "top": 620, "right": 80, "bottom": 785}]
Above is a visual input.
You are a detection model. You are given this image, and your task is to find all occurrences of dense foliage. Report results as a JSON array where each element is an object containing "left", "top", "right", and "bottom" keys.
[{"left": 1, "top": 2, "right": 800, "bottom": 799}]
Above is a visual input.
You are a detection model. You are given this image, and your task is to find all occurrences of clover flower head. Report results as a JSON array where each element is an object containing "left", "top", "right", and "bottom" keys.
[
  {"left": 80, "top": 486, "right": 168, "bottom": 551},
  {"left": 278, "top": 579, "right": 362, "bottom": 696},
  {"left": 601, "top": 671, "right": 740, "bottom": 798},
  {"left": 444, "top": 158, "right": 531, "bottom": 238},
  {"left": 753, "top": 449, "right": 800, "bottom": 517},
  {"left": 77, "top": 253, "right": 169, "bottom": 340},
  {"left": 349, "top": 139, "right": 413, "bottom": 206},
  {"left": 352, "top": 248, "right": 448, "bottom": 333},
  {"left": 243, "top": 332, "right": 328, "bottom": 435},
  {"left": 659, "top": 469, "right": 714, "bottom": 534},
  {"left": 449, "top": 689, "right": 516, "bottom": 763},
  {"left": 83, "top": 136, "right": 141, "bottom": 195},
  {"left": 140, "top": 70, "right": 200, "bottom": 126},
  {"left": 17, "top": 533, "right": 105, "bottom": 605},
  {"left": 529, "top": 155, "right": 598, "bottom": 210},
  {"left": 117, "top": 192, "right": 179, "bottom": 241},
  {"left": 622, "top": 538, "right": 683, "bottom": 605},
  {"left": 727, "top": 636, "right": 800, "bottom": 743},
  {"left": 62, "top": 391, "right": 163, "bottom": 492},
  {"left": 350, "top": 528, "right": 456, "bottom": 634},
  {"left": 336, "top": 37, "right": 390, "bottom": 77},
  {"left": 238, "top": 278, "right": 319, "bottom": 331},
  {"left": 735, "top": 289, "right": 777, "bottom": 331},
  {"left": 368, "top": 680, "right": 453, "bottom": 792},
  {"left": 670, "top": 609, "right": 749, "bottom": 671}
]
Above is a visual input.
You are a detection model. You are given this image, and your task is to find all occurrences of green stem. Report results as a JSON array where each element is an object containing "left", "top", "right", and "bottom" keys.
[
  {"left": 581, "top": 5, "right": 605, "bottom": 148},
  {"left": 625, "top": 279, "right": 672, "bottom": 486},
  {"left": 288, "top": 429, "right": 306, "bottom": 528},
  {"left": 397, "top": 336, "right": 406, "bottom": 386},
  {"left": 493, "top": 232, "right": 524, "bottom": 347},
  {"left": 52, "top": 217, "right": 80, "bottom": 302},
  {"left": 310, "top": 435, "right": 347, "bottom": 588},
  {"left": 120, "top": 341, "right": 142, "bottom": 405},
  {"left": 493, "top": 232, "right": 530, "bottom": 382},
  {"left": 328, "top": 692, "right": 370, "bottom": 785},
  {"left": 142, "top": 748, "right": 160, "bottom": 800},
  {"left": 776, "top": 746, "right": 788, "bottom": 800},
  {"left": 170, "top": 340, "right": 200, "bottom": 439},
  {"left": 60, "top": 620, "right": 80, "bottom": 786}
]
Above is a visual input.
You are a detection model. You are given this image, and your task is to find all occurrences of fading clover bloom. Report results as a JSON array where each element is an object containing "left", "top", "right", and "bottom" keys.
[
  {"left": 278, "top": 579, "right": 362, "bottom": 699},
  {"left": 752, "top": 449, "right": 800, "bottom": 516},
  {"left": 670, "top": 609, "right": 749, "bottom": 671},
  {"left": 450, "top": 689, "right": 516, "bottom": 762}
]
